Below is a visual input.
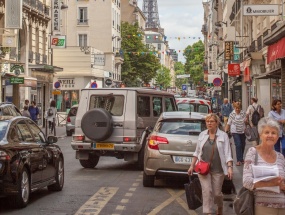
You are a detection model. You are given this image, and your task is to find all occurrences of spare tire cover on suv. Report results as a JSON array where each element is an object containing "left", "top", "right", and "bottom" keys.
[{"left": 81, "top": 108, "right": 114, "bottom": 141}]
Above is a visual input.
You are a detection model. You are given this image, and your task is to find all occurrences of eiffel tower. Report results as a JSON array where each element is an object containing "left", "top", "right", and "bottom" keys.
[{"left": 142, "top": 0, "right": 160, "bottom": 29}]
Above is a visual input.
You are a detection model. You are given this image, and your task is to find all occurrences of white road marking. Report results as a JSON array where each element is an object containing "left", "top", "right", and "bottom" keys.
[
  {"left": 125, "top": 192, "right": 133, "bottom": 197},
  {"left": 132, "top": 182, "right": 139, "bottom": 186},
  {"left": 115, "top": 205, "right": 125, "bottom": 210},
  {"left": 129, "top": 187, "right": 136, "bottom": 192},
  {"left": 75, "top": 187, "right": 118, "bottom": 215},
  {"left": 121, "top": 199, "right": 129, "bottom": 203}
]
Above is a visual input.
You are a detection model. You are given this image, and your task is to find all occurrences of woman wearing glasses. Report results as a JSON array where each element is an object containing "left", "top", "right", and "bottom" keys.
[{"left": 188, "top": 113, "right": 233, "bottom": 215}]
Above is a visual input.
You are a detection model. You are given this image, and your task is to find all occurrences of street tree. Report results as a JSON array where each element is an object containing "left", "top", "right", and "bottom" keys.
[
  {"left": 121, "top": 22, "right": 160, "bottom": 86},
  {"left": 174, "top": 62, "right": 186, "bottom": 90},
  {"left": 183, "top": 40, "right": 204, "bottom": 85},
  {"left": 155, "top": 66, "right": 172, "bottom": 89}
]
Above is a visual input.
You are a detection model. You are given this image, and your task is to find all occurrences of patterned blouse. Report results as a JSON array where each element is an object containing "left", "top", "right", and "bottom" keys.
[{"left": 243, "top": 147, "right": 285, "bottom": 208}]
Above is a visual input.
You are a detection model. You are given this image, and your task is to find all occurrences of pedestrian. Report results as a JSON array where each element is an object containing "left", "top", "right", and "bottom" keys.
[
  {"left": 220, "top": 98, "right": 233, "bottom": 127},
  {"left": 243, "top": 117, "right": 285, "bottom": 215},
  {"left": 45, "top": 100, "right": 57, "bottom": 134},
  {"left": 245, "top": 97, "right": 264, "bottom": 145},
  {"left": 24, "top": 99, "right": 29, "bottom": 106},
  {"left": 22, "top": 105, "right": 31, "bottom": 118},
  {"left": 188, "top": 113, "right": 233, "bottom": 215},
  {"left": 268, "top": 99, "right": 285, "bottom": 155},
  {"left": 225, "top": 102, "right": 247, "bottom": 166},
  {"left": 28, "top": 101, "right": 39, "bottom": 124}
]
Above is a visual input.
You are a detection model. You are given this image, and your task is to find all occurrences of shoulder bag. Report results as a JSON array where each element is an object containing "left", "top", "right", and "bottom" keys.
[
  {"left": 194, "top": 135, "right": 216, "bottom": 175},
  {"left": 184, "top": 175, "right": 202, "bottom": 210},
  {"left": 233, "top": 149, "right": 258, "bottom": 215}
]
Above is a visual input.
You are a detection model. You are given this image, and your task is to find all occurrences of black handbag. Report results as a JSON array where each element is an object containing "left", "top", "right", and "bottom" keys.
[
  {"left": 184, "top": 175, "right": 202, "bottom": 210},
  {"left": 233, "top": 150, "right": 257, "bottom": 215},
  {"left": 222, "top": 177, "right": 236, "bottom": 195}
]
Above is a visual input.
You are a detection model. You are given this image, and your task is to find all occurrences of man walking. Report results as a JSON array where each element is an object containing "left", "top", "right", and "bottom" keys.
[{"left": 221, "top": 98, "right": 233, "bottom": 127}]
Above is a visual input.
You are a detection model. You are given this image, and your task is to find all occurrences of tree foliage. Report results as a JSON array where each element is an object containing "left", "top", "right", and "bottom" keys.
[
  {"left": 121, "top": 22, "right": 160, "bottom": 86},
  {"left": 155, "top": 66, "right": 172, "bottom": 89},
  {"left": 174, "top": 62, "right": 186, "bottom": 90},
  {"left": 183, "top": 40, "right": 204, "bottom": 85}
]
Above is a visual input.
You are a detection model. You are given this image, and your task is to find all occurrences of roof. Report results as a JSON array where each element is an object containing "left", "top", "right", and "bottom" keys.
[
  {"left": 81, "top": 88, "right": 175, "bottom": 96},
  {"left": 160, "top": 111, "right": 206, "bottom": 120}
]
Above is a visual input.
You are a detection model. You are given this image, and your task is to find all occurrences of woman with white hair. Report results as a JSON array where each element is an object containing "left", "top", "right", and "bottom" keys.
[{"left": 243, "top": 117, "right": 285, "bottom": 214}]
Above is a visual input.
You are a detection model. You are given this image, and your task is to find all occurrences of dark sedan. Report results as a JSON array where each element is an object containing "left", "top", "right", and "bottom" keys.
[{"left": 0, "top": 116, "right": 64, "bottom": 208}]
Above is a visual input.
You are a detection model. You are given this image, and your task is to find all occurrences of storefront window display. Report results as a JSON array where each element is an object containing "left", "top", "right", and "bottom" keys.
[
  {"left": 272, "top": 79, "right": 281, "bottom": 100},
  {"left": 55, "top": 90, "right": 79, "bottom": 112}
]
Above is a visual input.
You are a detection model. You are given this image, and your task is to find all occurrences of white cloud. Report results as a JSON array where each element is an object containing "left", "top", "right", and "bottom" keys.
[{"left": 137, "top": 0, "right": 204, "bottom": 62}]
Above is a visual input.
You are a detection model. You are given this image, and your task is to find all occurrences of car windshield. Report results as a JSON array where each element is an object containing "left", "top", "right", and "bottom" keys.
[
  {"left": 156, "top": 119, "right": 206, "bottom": 135},
  {"left": 89, "top": 95, "right": 124, "bottom": 116},
  {"left": 0, "top": 121, "right": 8, "bottom": 140},
  {"left": 177, "top": 103, "right": 209, "bottom": 113}
]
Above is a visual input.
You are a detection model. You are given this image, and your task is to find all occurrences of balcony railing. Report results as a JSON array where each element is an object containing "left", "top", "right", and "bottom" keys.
[
  {"left": 77, "top": 19, "right": 88, "bottom": 25},
  {"left": 257, "top": 35, "right": 263, "bottom": 51},
  {"left": 37, "top": 0, "right": 44, "bottom": 13},
  {"left": 239, "top": 52, "right": 243, "bottom": 62},
  {"left": 29, "top": 51, "right": 34, "bottom": 62},
  {"left": 35, "top": 52, "right": 41, "bottom": 64},
  {"left": 271, "top": 22, "right": 278, "bottom": 32},
  {"left": 263, "top": 29, "right": 270, "bottom": 38},
  {"left": 23, "top": 0, "right": 49, "bottom": 16},
  {"left": 42, "top": 54, "right": 47, "bottom": 64}
]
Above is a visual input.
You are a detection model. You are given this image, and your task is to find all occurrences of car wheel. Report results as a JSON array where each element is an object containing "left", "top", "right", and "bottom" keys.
[
  {"left": 79, "top": 154, "right": 100, "bottom": 168},
  {"left": 66, "top": 130, "right": 72, "bottom": 136},
  {"left": 143, "top": 172, "right": 155, "bottom": 187},
  {"left": 11, "top": 167, "right": 30, "bottom": 208},
  {"left": 48, "top": 157, "right": 64, "bottom": 191},
  {"left": 81, "top": 108, "right": 113, "bottom": 141}
]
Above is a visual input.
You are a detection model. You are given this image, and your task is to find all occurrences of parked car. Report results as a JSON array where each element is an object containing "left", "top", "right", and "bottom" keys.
[
  {"left": 175, "top": 97, "right": 212, "bottom": 114},
  {"left": 71, "top": 88, "right": 177, "bottom": 169},
  {"left": 143, "top": 111, "right": 207, "bottom": 187},
  {"left": 0, "top": 102, "right": 21, "bottom": 116},
  {"left": 0, "top": 116, "right": 64, "bottom": 208},
  {"left": 66, "top": 104, "right": 78, "bottom": 136}
]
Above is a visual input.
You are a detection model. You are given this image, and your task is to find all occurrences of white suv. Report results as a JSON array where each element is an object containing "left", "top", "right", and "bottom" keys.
[{"left": 71, "top": 88, "right": 177, "bottom": 169}]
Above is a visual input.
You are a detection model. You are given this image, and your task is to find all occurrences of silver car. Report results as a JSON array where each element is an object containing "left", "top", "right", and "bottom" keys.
[
  {"left": 66, "top": 104, "right": 78, "bottom": 136},
  {"left": 143, "top": 111, "right": 207, "bottom": 187}
]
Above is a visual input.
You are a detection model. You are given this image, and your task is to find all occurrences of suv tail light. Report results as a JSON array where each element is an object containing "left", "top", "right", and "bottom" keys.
[
  {"left": 148, "top": 135, "right": 168, "bottom": 150},
  {"left": 73, "top": 135, "right": 85, "bottom": 142},
  {"left": 67, "top": 116, "right": 71, "bottom": 122},
  {"left": 0, "top": 151, "right": 10, "bottom": 161}
]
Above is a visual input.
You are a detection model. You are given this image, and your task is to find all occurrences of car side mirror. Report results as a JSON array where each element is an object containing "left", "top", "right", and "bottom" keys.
[{"left": 47, "top": 136, "right": 58, "bottom": 144}]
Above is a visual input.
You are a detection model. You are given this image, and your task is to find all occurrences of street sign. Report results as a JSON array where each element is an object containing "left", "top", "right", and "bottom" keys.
[
  {"left": 51, "top": 35, "right": 66, "bottom": 49},
  {"left": 213, "top": 77, "right": 223, "bottom": 87},
  {"left": 176, "top": 74, "right": 190, "bottom": 78},
  {"left": 52, "top": 90, "right": 61, "bottom": 95},
  {"left": 54, "top": 81, "right": 61, "bottom": 89},
  {"left": 105, "top": 78, "right": 112, "bottom": 86},
  {"left": 91, "top": 81, "right": 98, "bottom": 88},
  {"left": 10, "top": 65, "right": 24, "bottom": 76},
  {"left": 182, "top": 84, "right": 187, "bottom": 90},
  {"left": 10, "top": 77, "right": 24, "bottom": 84}
]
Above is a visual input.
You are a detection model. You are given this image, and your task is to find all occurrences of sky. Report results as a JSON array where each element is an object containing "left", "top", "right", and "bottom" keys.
[{"left": 137, "top": 0, "right": 204, "bottom": 63}]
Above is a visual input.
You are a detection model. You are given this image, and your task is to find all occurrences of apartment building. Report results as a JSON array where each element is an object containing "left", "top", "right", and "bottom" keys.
[
  {"left": 203, "top": 0, "right": 284, "bottom": 114},
  {"left": 0, "top": 0, "right": 56, "bottom": 125},
  {"left": 53, "top": 0, "right": 123, "bottom": 111}
]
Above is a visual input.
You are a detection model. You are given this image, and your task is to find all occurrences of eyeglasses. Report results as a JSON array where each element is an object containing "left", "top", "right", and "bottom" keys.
[{"left": 206, "top": 120, "right": 216, "bottom": 123}]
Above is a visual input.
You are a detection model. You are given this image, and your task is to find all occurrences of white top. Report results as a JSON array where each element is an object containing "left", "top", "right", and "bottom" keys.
[
  {"left": 193, "top": 129, "right": 233, "bottom": 175},
  {"left": 45, "top": 107, "right": 57, "bottom": 122},
  {"left": 268, "top": 109, "right": 285, "bottom": 137}
]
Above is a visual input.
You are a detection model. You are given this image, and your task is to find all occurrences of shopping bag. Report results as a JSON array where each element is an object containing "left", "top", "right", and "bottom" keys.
[
  {"left": 184, "top": 176, "right": 202, "bottom": 210},
  {"left": 245, "top": 125, "right": 258, "bottom": 142}
]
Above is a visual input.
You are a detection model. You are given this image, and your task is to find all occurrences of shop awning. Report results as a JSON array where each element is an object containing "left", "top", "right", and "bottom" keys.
[
  {"left": 254, "top": 70, "right": 281, "bottom": 79},
  {"left": 29, "top": 64, "right": 63, "bottom": 72},
  {"left": 19, "top": 76, "right": 37, "bottom": 87},
  {"left": 267, "top": 37, "right": 285, "bottom": 64}
]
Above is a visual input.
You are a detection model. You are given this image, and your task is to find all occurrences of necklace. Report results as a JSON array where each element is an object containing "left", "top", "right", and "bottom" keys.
[{"left": 209, "top": 138, "right": 215, "bottom": 145}]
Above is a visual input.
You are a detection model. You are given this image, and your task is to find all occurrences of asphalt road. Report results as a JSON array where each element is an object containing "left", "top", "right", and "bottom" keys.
[{"left": 0, "top": 126, "right": 250, "bottom": 215}]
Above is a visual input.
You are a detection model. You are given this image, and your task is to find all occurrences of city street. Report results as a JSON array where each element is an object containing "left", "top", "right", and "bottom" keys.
[{"left": 0, "top": 126, "right": 250, "bottom": 215}]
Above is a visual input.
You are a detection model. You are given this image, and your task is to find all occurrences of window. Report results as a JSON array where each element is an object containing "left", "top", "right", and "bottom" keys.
[
  {"left": 0, "top": 121, "right": 8, "bottom": 141},
  {"left": 79, "top": 34, "right": 87, "bottom": 47},
  {"left": 89, "top": 95, "right": 124, "bottom": 116},
  {"left": 153, "top": 97, "right": 162, "bottom": 117},
  {"left": 16, "top": 120, "right": 34, "bottom": 142},
  {"left": 165, "top": 97, "right": 176, "bottom": 111},
  {"left": 27, "top": 120, "right": 46, "bottom": 144},
  {"left": 158, "top": 44, "right": 161, "bottom": 50},
  {"left": 78, "top": 7, "right": 88, "bottom": 24},
  {"left": 178, "top": 103, "right": 194, "bottom": 112},
  {"left": 1, "top": 107, "right": 11, "bottom": 116},
  {"left": 137, "top": 96, "right": 150, "bottom": 117}
]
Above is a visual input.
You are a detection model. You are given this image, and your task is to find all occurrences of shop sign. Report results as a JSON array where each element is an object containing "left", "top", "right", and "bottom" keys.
[
  {"left": 213, "top": 78, "right": 223, "bottom": 87},
  {"left": 94, "top": 54, "right": 105, "bottom": 66},
  {"left": 10, "top": 65, "right": 24, "bottom": 76},
  {"left": 243, "top": 5, "right": 279, "bottom": 16},
  {"left": 267, "top": 37, "right": 285, "bottom": 64},
  {"left": 52, "top": 0, "right": 61, "bottom": 33},
  {"left": 58, "top": 79, "right": 75, "bottom": 88},
  {"left": 177, "top": 74, "right": 190, "bottom": 78},
  {"left": 51, "top": 35, "right": 66, "bottom": 49},
  {"left": 224, "top": 41, "right": 234, "bottom": 61},
  {"left": 243, "top": 67, "right": 250, "bottom": 82},
  {"left": 52, "top": 90, "right": 61, "bottom": 95},
  {"left": 228, "top": 64, "right": 240, "bottom": 76},
  {"left": 10, "top": 77, "right": 24, "bottom": 84},
  {"left": 5, "top": 0, "right": 22, "bottom": 29}
]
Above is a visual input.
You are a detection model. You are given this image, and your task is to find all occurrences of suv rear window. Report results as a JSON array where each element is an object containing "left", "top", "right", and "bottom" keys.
[
  {"left": 155, "top": 119, "right": 206, "bottom": 135},
  {"left": 89, "top": 95, "right": 124, "bottom": 116},
  {"left": 68, "top": 107, "right": 78, "bottom": 117}
]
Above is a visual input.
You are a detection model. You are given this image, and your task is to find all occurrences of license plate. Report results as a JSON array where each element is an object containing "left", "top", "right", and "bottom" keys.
[
  {"left": 94, "top": 143, "right": 114, "bottom": 149},
  {"left": 173, "top": 156, "right": 192, "bottom": 164}
]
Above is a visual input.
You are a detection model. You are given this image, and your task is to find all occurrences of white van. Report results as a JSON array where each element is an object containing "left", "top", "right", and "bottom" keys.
[{"left": 187, "top": 90, "right": 197, "bottom": 97}]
